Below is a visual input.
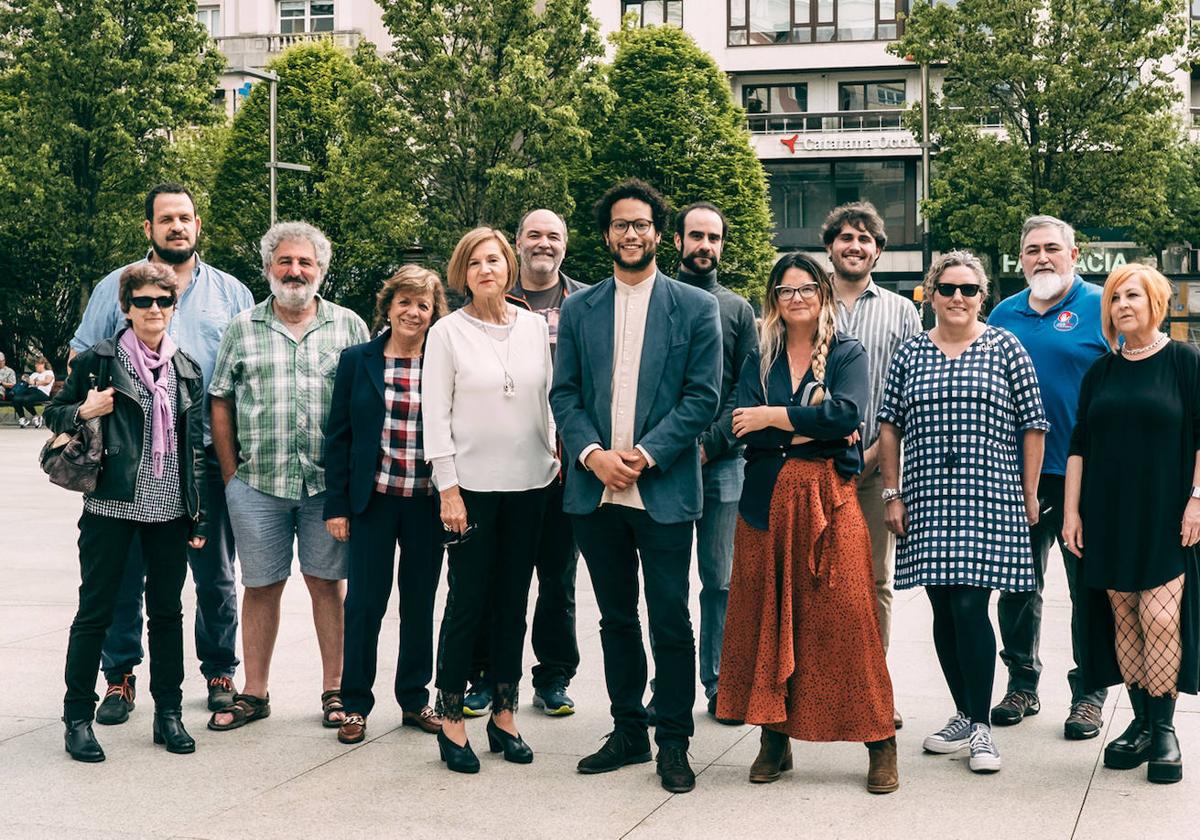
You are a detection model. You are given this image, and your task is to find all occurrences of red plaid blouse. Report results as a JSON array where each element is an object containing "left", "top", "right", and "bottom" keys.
[{"left": 375, "top": 357, "right": 433, "bottom": 496}]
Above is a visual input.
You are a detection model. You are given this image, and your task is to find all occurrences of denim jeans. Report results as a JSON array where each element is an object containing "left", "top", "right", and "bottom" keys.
[
  {"left": 696, "top": 457, "right": 741, "bottom": 700},
  {"left": 100, "top": 448, "right": 239, "bottom": 683}
]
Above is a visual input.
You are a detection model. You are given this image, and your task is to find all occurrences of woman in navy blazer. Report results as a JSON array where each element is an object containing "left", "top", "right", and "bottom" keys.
[{"left": 323, "top": 266, "right": 448, "bottom": 744}]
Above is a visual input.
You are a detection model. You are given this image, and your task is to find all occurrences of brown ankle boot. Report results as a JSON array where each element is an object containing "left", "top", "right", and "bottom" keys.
[
  {"left": 749, "top": 727, "right": 793, "bottom": 783},
  {"left": 866, "top": 736, "right": 899, "bottom": 794}
]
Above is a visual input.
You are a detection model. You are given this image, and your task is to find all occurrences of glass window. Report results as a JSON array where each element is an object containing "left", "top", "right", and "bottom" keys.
[
  {"left": 644, "top": 0, "right": 664, "bottom": 22},
  {"left": 837, "top": 0, "right": 875, "bottom": 39},
  {"left": 775, "top": 84, "right": 808, "bottom": 112},
  {"left": 730, "top": 0, "right": 747, "bottom": 26},
  {"left": 196, "top": 6, "right": 221, "bottom": 37},
  {"left": 744, "top": 86, "right": 771, "bottom": 114},
  {"left": 280, "top": 0, "right": 306, "bottom": 33},
  {"left": 765, "top": 160, "right": 917, "bottom": 247},
  {"left": 730, "top": 0, "right": 906, "bottom": 44},
  {"left": 626, "top": 0, "right": 682, "bottom": 25},
  {"left": 748, "top": 0, "right": 790, "bottom": 43},
  {"left": 667, "top": 0, "right": 683, "bottom": 24},
  {"left": 310, "top": 1, "right": 334, "bottom": 31},
  {"left": 279, "top": 1, "right": 332, "bottom": 34}
]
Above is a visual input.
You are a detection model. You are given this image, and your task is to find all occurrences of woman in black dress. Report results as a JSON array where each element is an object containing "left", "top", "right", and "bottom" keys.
[{"left": 1063, "top": 264, "right": 1200, "bottom": 785}]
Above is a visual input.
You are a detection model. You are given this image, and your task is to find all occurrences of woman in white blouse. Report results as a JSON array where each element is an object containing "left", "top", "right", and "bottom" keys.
[{"left": 423, "top": 226, "right": 559, "bottom": 774}]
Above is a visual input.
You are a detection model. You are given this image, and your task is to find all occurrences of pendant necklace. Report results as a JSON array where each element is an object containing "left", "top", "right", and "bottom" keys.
[{"left": 477, "top": 311, "right": 516, "bottom": 397}]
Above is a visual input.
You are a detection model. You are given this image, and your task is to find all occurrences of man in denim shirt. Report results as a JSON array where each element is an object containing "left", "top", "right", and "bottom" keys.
[{"left": 69, "top": 183, "right": 253, "bottom": 723}]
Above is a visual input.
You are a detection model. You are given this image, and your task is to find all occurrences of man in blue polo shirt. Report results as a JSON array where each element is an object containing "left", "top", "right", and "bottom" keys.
[
  {"left": 987, "top": 215, "right": 1109, "bottom": 740},
  {"left": 69, "top": 183, "right": 254, "bottom": 724}
]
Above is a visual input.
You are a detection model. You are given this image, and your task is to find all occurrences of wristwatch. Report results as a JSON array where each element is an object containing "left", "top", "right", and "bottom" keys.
[
  {"left": 1191, "top": 486, "right": 1200, "bottom": 500},
  {"left": 881, "top": 488, "right": 901, "bottom": 503}
]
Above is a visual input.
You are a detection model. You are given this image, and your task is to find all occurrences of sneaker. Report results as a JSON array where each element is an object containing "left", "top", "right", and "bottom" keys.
[
  {"left": 922, "top": 712, "right": 972, "bottom": 754},
  {"left": 532, "top": 681, "right": 575, "bottom": 716},
  {"left": 968, "top": 723, "right": 1002, "bottom": 773},
  {"left": 95, "top": 674, "right": 136, "bottom": 725},
  {"left": 17, "top": 417, "right": 28, "bottom": 428},
  {"left": 1064, "top": 701, "right": 1103, "bottom": 740},
  {"left": 656, "top": 744, "right": 696, "bottom": 793},
  {"left": 31, "top": 415, "right": 43, "bottom": 429},
  {"left": 990, "top": 690, "right": 1040, "bottom": 726},
  {"left": 206, "top": 676, "right": 236, "bottom": 712},
  {"left": 462, "top": 681, "right": 492, "bottom": 717}
]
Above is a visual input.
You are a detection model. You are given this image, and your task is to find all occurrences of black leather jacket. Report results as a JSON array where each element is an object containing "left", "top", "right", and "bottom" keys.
[{"left": 45, "top": 329, "right": 208, "bottom": 537}]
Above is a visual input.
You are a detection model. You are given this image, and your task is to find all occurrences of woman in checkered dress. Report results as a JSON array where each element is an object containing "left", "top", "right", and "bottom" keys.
[
  {"left": 323, "top": 266, "right": 450, "bottom": 746},
  {"left": 877, "top": 251, "right": 1048, "bottom": 775}
]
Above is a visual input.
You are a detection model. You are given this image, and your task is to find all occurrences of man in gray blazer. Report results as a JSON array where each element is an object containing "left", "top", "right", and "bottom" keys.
[{"left": 551, "top": 179, "right": 722, "bottom": 793}]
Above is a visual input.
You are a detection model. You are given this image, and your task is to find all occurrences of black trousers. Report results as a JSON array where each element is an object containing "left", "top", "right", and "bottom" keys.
[
  {"left": 469, "top": 480, "right": 580, "bottom": 689},
  {"left": 996, "top": 473, "right": 1107, "bottom": 707},
  {"left": 573, "top": 505, "right": 695, "bottom": 747},
  {"left": 341, "top": 492, "right": 443, "bottom": 717},
  {"left": 65, "top": 513, "right": 190, "bottom": 721},
  {"left": 435, "top": 485, "right": 549, "bottom": 694}
]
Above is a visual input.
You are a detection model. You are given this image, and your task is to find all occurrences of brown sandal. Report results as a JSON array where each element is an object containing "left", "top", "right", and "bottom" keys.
[
  {"left": 321, "top": 690, "right": 345, "bottom": 728},
  {"left": 338, "top": 713, "right": 366, "bottom": 744},
  {"left": 207, "top": 693, "right": 271, "bottom": 731}
]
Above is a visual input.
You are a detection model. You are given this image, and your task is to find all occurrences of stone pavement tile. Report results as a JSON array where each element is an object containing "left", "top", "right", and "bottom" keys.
[
  {"left": 0, "top": 714, "right": 59, "bottom": 744},
  {"left": 0, "top": 604, "right": 73, "bottom": 649},
  {"left": 189, "top": 743, "right": 673, "bottom": 840},
  {"left": 0, "top": 824, "right": 165, "bottom": 840}
]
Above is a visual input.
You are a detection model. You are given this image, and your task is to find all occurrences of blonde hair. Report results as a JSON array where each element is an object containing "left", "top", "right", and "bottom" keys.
[
  {"left": 922, "top": 249, "right": 990, "bottom": 306},
  {"left": 1099, "top": 264, "right": 1172, "bottom": 349},
  {"left": 372, "top": 265, "right": 449, "bottom": 334},
  {"left": 446, "top": 227, "right": 517, "bottom": 296},
  {"left": 759, "top": 253, "right": 837, "bottom": 405}
]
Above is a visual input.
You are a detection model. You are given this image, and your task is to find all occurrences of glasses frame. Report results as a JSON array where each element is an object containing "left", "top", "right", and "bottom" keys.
[
  {"left": 609, "top": 219, "right": 654, "bottom": 235},
  {"left": 774, "top": 283, "right": 821, "bottom": 302},
  {"left": 129, "top": 295, "right": 178, "bottom": 310},
  {"left": 933, "top": 283, "right": 982, "bottom": 299}
]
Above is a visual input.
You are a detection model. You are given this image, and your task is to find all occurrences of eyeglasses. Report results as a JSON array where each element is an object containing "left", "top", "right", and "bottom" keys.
[
  {"left": 609, "top": 219, "right": 653, "bottom": 235},
  {"left": 775, "top": 284, "right": 820, "bottom": 302},
  {"left": 130, "top": 295, "right": 177, "bottom": 310},
  {"left": 933, "top": 283, "right": 982, "bottom": 299},
  {"left": 442, "top": 522, "right": 478, "bottom": 547}
]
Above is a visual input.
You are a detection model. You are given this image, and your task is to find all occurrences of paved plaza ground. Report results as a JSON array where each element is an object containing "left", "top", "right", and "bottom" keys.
[{"left": 0, "top": 426, "right": 1196, "bottom": 839}]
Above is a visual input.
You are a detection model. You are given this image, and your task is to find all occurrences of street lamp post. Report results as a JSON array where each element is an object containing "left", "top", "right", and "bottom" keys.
[
  {"left": 920, "top": 60, "right": 932, "bottom": 277},
  {"left": 233, "top": 67, "right": 311, "bottom": 225}
]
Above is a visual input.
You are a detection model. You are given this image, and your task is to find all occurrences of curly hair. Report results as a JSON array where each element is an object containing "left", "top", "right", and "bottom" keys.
[{"left": 372, "top": 265, "right": 449, "bottom": 334}]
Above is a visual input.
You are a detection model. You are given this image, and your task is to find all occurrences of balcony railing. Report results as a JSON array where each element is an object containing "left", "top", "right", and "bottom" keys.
[
  {"left": 747, "top": 110, "right": 906, "bottom": 134},
  {"left": 213, "top": 29, "right": 363, "bottom": 59}
]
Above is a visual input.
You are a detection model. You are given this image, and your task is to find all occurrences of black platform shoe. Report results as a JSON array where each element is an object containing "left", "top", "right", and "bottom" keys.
[
  {"left": 153, "top": 709, "right": 196, "bottom": 754},
  {"left": 487, "top": 717, "right": 534, "bottom": 764},
  {"left": 438, "top": 729, "right": 481, "bottom": 773},
  {"left": 1104, "top": 686, "right": 1152, "bottom": 770},
  {"left": 1146, "top": 694, "right": 1182, "bottom": 784},
  {"left": 63, "top": 717, "right": 105, "bottom": 763}
]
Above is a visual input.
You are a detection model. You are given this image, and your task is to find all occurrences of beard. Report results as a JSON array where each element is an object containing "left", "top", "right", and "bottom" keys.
[
  {"left": 609, "top": 240, "right": 656, "bottom": 272},
  {"left": 1027, "top": 270, "right": 1072, "bottom": 302},
  {"left": 151, "top": 238, "right": 196, "bottom": 265},
  {"left": 680, "top": 250, "right": 719, "bottom": 275},
  {"left": 270, "top": 275, "right": 319, "bottom": 310}
]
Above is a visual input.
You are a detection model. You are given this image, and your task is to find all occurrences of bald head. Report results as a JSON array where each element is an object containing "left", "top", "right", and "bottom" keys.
[{"left": 515, "top": 208, "right": 568, "bottom": 290}]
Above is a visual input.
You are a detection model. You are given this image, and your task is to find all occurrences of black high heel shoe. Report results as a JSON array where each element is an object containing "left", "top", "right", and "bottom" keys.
[
  {"left": 63, "top": 717, "right": 105, "bottom": 763},
  {"left": 153, "top": 709, "right": 196, "bottom": 754},
  {"left": 487, "top": 717, "right": 534, "bottom": 764},
  {"left": 438, "top": 729, "right": 480, "bottom": 773}
]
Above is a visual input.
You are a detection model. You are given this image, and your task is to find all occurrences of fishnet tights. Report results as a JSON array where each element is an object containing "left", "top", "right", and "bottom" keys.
[{"left": 1108, "top": 574, "right": 1184, "bottom": 697}]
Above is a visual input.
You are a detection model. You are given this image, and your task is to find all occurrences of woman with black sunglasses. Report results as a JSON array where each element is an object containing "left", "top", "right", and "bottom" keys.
[
  {"left": 46, "top": 262, "right": 208, "bottom": 762},
  {"left": 877, "top": 250, "right": 1047, "bottom": 775}
]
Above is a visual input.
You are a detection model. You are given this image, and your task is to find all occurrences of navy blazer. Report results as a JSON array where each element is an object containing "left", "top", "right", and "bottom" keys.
[
  {"left": 550, "top": 271, "right": 723, "bottom": 524},
  {"left": 323, "top": 330, "right": 423, "bottom": 519}
]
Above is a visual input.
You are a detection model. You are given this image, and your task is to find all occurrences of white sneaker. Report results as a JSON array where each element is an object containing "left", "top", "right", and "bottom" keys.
[
  {"left": 923, "top": 712, "right": 972, "bottom": 753},
  {"left": 31, "top": 415, "right": 43, "bottom": 429},
  {"left": 968, "top": 723, "right": 1002, "bottom": 773},
  {"left": 17, "top": 417, "right": 28, "bottom": 428}
]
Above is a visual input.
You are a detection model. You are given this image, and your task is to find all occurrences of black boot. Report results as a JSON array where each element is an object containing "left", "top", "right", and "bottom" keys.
[
  {"left": 63, "top": 717, "right": 105, "bottom": 763},
  {"left": 1146, "top": 693, "right": 1182, "bottom": 784},
  {"left": 435, "top": 691, "right": 480, "bottom": 774},
  {"left": 1104, "top": 685, "right": 1152, "bottom": 770},
  {"left": 153, "top": 709, "right": 196, "bottom": 754}
]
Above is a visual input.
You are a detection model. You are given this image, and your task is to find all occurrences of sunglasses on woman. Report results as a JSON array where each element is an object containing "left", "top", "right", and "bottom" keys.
[
  {"left": 933, "top": 283, "right": 982, "bottom": 299},
  {"left": 130, "top": 295, "right": 178, "bottom": 310}
]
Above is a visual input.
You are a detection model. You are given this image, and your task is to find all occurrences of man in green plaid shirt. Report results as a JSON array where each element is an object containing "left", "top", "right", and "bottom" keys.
[{"left": 208, "top": 221, "right": 369, "bottom": 732}]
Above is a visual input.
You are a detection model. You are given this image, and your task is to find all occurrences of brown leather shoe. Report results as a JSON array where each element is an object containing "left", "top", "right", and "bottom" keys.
[
  {"left": 402, "top": 705, "right": 443, "bottom": 734},
  {"left": 338, "top": 713, "right": 366, "bottom": 744},
  {"left": 749, "top": 727, "right": 793, "bottom": 783},
  {"left": 866, "top": 736, "right": 899, "bottom": 794}
]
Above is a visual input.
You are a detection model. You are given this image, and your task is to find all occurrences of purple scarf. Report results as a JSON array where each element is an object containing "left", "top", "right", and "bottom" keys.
[{"left": 119, "top": 329, "right": 178, "bottom": 478}]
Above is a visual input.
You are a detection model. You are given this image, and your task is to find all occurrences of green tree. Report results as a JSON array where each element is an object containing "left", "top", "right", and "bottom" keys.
[
  {"left": 372, "top": 0, "right": 607, "bottom": 257},
  {"left": 570, "top": 24, "right": 775, "bottom": 301},
  {"left": 0, "top": 0, "right": 222, "bottom": 369},
  {"left": 891, "top": 0, "right": 1194, "bottom": 262}
]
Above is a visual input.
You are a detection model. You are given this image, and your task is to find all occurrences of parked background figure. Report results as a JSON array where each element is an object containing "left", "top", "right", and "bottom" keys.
[
  {"left": 988, "top": 215, "right": 1110, "bottom": 738},
  {"left": 1063, "top": 263, "right": 1200, "bottom": 785},
  {"left": 878, "top": 251, "right": 1047, "bottom": 775},
  {"left": 423, "top": 226, "right": 559, "bottom": 773},
  {"left": 207, "top": 221, "right": 368, "bottom": 733},
  {"left": 68, "top": 183, "right": 252, "bottom": 725},
  {"left": 717, "top": 253, "right": 898, "bottom": 794},
  {"left": 0, "top": 352, "right": 19, "bottom": 402},
  {"left": 47, "top": 262, "right": 208, "bottom": 762},
  {"left": 323, "top": 266, "right": 449, "bottom": 745},
  {"left": 13, "top": 356, "right": 54, "bottom": 427}
]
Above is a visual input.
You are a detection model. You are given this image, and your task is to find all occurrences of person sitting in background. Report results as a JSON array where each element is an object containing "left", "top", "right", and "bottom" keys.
[
  {"left": 0, "top": 353, "right": 16, "bottom": 401},
  {"left": 14, "top": 357, "right": 55, "bottom": 428}
]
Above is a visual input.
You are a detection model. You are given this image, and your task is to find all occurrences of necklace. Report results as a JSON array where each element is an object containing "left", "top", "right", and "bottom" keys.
[
  {"left": 471, "top": 309, "right": 516, "bottom": 397},
  {"left": 1121, "top": 332, "right": 1167, "bottom": 357}
]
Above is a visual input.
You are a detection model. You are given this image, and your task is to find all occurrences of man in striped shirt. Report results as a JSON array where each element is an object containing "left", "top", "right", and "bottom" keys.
[{"left": 822, "top": 202, "right": 921, "bottom": 730}]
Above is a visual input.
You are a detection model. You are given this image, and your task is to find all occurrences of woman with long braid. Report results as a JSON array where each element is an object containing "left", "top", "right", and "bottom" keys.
[
  {"left": 717, "top": 253, "right": 898, "bottom": 794},
  {"left": 878, "top": 251, "right": 1046, "bottom": 775}
]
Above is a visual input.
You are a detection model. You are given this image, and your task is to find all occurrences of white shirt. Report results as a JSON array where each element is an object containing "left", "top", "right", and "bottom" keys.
[{"left": 423, "top": 306, "right": 559, "bottom": 493}]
